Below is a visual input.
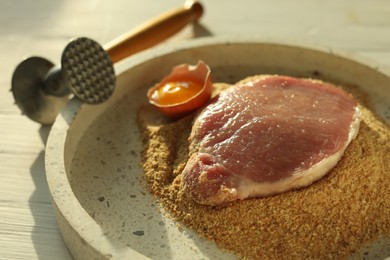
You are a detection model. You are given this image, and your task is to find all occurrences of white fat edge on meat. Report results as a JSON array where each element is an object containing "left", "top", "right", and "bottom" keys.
[{"left": 233, "top": 106, "right": 361, "bottom": 200}]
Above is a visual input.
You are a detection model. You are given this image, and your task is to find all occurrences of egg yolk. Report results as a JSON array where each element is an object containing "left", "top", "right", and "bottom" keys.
[{"left": 151, "top": 81, "right": 203, "bottom": 106}]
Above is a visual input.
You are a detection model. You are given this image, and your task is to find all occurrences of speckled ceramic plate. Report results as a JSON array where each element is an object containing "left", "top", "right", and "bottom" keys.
[{"left": 45, "top": 37, "right": 390, "bottom": 260}]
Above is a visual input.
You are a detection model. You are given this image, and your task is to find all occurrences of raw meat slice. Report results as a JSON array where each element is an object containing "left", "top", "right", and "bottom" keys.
[{"left": 182, "top": 75, "right": 360, "bottom": 205}]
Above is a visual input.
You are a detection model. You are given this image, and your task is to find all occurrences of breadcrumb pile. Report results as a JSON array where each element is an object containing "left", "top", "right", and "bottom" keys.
[{"left": 137, "top": 80, "right": 390, "bottom": 259}]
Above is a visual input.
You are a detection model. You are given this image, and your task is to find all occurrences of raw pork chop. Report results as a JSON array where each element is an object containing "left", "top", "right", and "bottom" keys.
[{"left": 182, "top": 75, "right": 360, "bottom": 205}]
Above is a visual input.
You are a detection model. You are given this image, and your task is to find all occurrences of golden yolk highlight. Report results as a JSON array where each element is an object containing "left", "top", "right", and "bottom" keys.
[{"left": 151, "top": 81, "right": 203, "bottom": 106}]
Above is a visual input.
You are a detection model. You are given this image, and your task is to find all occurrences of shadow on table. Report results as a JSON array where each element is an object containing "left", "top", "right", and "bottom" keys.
[
  {"left": 28, "top": 126, "right": 73, "bottom": 260},
  {"left": 193, "top": 22, "right": 213, "bottom": 37}
]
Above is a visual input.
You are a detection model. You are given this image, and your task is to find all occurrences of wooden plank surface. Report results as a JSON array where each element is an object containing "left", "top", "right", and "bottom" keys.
[{"left": 0, "top": 0, "right": 389, "bottom": 259}]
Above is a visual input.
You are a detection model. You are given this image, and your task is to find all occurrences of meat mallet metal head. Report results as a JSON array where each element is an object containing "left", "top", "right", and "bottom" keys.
[
  {"left": 11, "top": 1, "right": 203, "bottom": 125},
  {"left": 12, "top": 38, "right": 115, "bottom": 125}
]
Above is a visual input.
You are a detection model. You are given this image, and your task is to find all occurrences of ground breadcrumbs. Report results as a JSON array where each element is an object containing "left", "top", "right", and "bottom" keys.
[{"left": 137, "top": 80, "right": 390, "bottom": 259}]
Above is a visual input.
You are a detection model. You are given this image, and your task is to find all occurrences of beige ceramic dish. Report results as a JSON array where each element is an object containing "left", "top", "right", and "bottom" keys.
[{"left": 45, "top": 37, "right": 390, "bottom": 259}]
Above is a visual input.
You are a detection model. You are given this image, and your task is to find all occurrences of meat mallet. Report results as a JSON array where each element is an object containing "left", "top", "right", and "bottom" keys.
[{"left": 11, "top": 1, "right": 203, "bottom": 125}]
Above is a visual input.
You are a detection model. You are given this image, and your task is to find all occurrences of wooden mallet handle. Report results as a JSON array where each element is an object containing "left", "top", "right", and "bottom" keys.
[{"left": 105, "top": 1, "right": 204, "bottom": 63}]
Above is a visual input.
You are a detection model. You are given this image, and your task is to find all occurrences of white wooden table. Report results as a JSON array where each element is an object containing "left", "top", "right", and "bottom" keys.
[{"left": 1, "top": 0, "right": 389, "bottom": 259}]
